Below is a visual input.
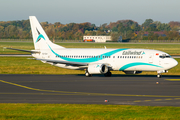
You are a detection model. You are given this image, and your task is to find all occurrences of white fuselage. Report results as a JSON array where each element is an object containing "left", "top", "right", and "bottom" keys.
[
  {"left": 27, "top": 16, "right": 178, "bottom": 77},
  {"left": 32, "top": 48, "right": 178, "bottom": 72}
]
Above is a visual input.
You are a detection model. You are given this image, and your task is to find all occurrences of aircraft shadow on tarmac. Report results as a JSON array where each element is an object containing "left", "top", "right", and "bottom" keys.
[{"left": 76, "top": 74, "right": 180, "bottom": 78}]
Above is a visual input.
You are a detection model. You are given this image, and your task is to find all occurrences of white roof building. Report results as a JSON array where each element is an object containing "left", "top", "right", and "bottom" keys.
[{"left": 83, "top": 36, "right": 111, "bottom": 42}]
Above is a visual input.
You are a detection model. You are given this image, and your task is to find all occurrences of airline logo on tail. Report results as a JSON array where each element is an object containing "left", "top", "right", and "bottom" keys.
[{"left": 35, "top": 28, "right": 45, "bottom": 43}]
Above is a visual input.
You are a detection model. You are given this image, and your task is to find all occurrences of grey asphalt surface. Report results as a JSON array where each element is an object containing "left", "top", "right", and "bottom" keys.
[{"left": 0, "top": 74, "right": 180, "bottom": 106}]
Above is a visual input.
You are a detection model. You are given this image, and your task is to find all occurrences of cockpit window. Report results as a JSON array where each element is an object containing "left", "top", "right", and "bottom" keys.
[{"left": 159, "top": 55, "right": 171, "bottom": 58}]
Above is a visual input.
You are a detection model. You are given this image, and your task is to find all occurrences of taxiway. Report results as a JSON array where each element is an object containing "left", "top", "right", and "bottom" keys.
[{"left": 0, "top": 74, "right": 180, "bottom": 106}]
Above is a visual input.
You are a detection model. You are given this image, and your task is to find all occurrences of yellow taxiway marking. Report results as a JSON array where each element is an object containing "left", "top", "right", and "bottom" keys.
[
  {"left": 1, "top": 79, "right": 180, "bottom": 98},
  {"left": 0, "top": 92, "right": 80, "bottom": 96},
  {"left": 165, "top": 79, "right": 180, "bottom": 81},
  {"left": 155, "top": 99, "right": 162, "bottom": 101},
  {"left": 134, "top": 98, "right": 180, "bottom": 103},
  {"left": 165, "top": 98, "right": 172, "bottom": 100}
]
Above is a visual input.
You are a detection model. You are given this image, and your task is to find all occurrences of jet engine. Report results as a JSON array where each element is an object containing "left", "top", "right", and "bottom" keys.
[
  {"left": 123, "top": 71, "right": 142, "bottom": 74},
  {"left": 88, "top": 64, "right": 108, "bottom": 74}
]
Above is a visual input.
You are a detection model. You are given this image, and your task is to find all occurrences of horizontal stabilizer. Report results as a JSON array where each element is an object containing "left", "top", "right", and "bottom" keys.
[{"left": 5, "top": 47, "right": 40, "bottom": 53}]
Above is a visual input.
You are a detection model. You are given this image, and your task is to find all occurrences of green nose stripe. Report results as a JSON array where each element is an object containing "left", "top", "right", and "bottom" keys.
[{"left": 119, "top": 62, "right": 162, "bottom": 71}]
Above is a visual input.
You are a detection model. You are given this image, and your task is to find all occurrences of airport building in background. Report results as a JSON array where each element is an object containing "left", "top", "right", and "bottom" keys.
[{"left": 83, "top": 36, "right": 111, "bottom": 42}]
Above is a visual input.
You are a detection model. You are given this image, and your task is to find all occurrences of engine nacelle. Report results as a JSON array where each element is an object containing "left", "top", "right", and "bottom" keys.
[
  {"left": 88, "top": 64, "right": 108, "bottom": 74},
  {"left": 123, "top": 71, "right": 142, "bottom": 74}
]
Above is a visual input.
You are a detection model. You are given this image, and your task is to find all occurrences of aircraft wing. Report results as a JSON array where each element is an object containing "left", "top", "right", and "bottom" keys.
[
  {"left": 36, "top": 58, "right": 88, "bottom": 66},
  {"left": 5, "top": 47, "right": 40, "bottom": 53}
]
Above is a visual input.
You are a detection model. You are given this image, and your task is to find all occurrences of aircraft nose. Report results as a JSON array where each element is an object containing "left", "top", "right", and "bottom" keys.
[{"left": 172, "top": 59, "right": 178, "bottom": 67}]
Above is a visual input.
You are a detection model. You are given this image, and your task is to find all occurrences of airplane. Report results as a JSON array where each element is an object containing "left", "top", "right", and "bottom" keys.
[{"left": 6, "top": 16, "right": 178, "bottom": 78}]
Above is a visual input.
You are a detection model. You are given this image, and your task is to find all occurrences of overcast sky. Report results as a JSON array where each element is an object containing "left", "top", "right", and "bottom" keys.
[{"left": 0, "top": 0, "right": 179, "bottom": 25}]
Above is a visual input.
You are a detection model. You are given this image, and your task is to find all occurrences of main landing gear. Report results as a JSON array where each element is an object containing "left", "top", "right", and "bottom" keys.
[
  {"left": 85, "top": 70, "right": 112, "bottom": 77},
  {"left": 85, "top": 70, "right": 92, "bottom": 77},
  {"left": 104, "top": 71, "right": 112, "bottom": 77}
]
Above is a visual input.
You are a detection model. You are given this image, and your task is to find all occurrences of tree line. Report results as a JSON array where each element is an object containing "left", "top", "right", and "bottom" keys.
[{"left": 0, "top": 18, "right": 180, "bottom": 41}]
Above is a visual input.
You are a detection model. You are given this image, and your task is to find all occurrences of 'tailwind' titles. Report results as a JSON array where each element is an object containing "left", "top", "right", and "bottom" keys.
[{"left": 122, "top": 51, "right": 143, "bottom": 55}]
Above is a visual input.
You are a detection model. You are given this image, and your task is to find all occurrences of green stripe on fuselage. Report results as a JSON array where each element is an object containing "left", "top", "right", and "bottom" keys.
[
  {"left": 119, "top": 62, "right": 163, "bottom": 71},
  {"left": 48, "top": 45, "right": 128, "bottom": 63}
]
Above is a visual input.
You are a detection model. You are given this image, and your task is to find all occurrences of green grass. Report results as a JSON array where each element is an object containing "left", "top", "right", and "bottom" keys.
[
  {"left": 1, "top": 42, "right": 180, "bottom": 55},
  {"left": 0, "top": 42, "right": 34, "bottom": 54},
  {"left": 0, "top": 104, "right": 180, "bottom": 120},
  {"left": 1, "top": 42, "right": 179, "bottom": 75},
  {"left": 0, "top": 57, "right": 84, "bottom": 74},
  {"left": 0, "top": 57, "right": 180, "bottom": 75}
]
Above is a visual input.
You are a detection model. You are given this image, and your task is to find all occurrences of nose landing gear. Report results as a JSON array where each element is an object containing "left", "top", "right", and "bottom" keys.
[
  {"left": 157, "top": 74, "right": 162, "bottom": 78},
  {"left": 157, "top": 70, "right": 168, "bottom": 78}
]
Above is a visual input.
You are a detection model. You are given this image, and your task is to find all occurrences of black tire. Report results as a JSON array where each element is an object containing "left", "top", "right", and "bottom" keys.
[
  {"left": 85, "top": 71, "right": 92, "bottom": 77},
  {"left": 157, "top": 74, "right": 161, "bottom": 78},
  {"left": 104, "top": 71, "right": 112, "bottom": 77}
]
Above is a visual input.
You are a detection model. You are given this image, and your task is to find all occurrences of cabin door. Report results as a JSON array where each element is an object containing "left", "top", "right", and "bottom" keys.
[{"left": 149, "top": 54, "right": 153, "bottom": 63}]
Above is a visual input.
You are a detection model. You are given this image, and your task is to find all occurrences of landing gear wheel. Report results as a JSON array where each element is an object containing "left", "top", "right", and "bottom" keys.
[
  {"left": 85, "top": 71, "right": 92, "bottom": 77},
  {"left": 104, "top": 71, "right": 112, "bottom": 77},
  {"left": 157, "top": 74, "right": 161, "bottom": 78}
]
